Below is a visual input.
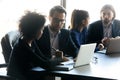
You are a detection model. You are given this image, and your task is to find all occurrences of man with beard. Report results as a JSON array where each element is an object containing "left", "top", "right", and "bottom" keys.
[{"left": 87, "top": 4, "right": 120, "bottom": 48}]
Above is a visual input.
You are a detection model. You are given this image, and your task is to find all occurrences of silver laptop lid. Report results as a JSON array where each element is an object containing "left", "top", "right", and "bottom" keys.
[
  {"left": 74, "top": 43, "right": 97, "bottom": 67},
  {"left": 106, "top": 37, "right": 120, "bottom": 54}
]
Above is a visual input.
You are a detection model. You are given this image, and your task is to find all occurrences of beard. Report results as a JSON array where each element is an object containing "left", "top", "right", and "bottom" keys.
[{"left": 102, "top": 19, "right": 112, "bottom": 26}]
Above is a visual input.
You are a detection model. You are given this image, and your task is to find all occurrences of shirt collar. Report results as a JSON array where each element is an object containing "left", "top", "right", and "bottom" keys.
[{"left": 48, "top": 25, "right": 61, "bottom": 37}]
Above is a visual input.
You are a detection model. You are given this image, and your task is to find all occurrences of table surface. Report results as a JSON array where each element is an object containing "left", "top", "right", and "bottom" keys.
[
  {"left": 52, "top": 53, "right": 120, "bottom": 80},
  {"left": 1, "top": 52, "right": 120, "bottom": 80}
]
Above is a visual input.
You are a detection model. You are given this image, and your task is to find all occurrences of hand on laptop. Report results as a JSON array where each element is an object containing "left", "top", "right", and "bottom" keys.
[
  {"left": 101, "top": 37, "right": 110, "bottom": 47},
  {"left": 62, "top": 56, "right": 69, "bottom": 62}
]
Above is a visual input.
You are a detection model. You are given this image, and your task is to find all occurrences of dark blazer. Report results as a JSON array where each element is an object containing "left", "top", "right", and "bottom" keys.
[
  {"left": 36, "top": 26, "right": 78, "bottom": 58},
  {"left": 87, "top": 19, "right": 120, "bottom": 45},
  {"left": 7, "top": 38, "right": 62, "bottom": 80}
]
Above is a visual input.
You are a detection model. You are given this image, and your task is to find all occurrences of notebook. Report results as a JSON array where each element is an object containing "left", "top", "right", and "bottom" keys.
[
  {"left": 106, "top": 37, "right": 120, "bottom": 54},
  {"left": 54, "top": 43, "right": 97, "bottom": 71}
]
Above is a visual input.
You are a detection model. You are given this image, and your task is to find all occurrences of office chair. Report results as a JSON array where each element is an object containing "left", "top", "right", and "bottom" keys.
[
  {"left": 1, "top": 30, "right": 20, "bottom": 64},
  {"left": 0, "top": 30, "right": 20, "bottom": 80}
]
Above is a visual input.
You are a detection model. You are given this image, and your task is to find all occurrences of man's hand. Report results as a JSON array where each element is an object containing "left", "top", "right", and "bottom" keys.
[
  {"left": 62, "top": 56, "right": 69, "bottom": 62},
  {"left": 101, "top": 37, "right": 110, "bottom": 47},
  {"left": 55, "top": 50, "right": 63, "bottom": 58},
  {"left": 55, "top": 50, "right": 69, "bottom": 62}
]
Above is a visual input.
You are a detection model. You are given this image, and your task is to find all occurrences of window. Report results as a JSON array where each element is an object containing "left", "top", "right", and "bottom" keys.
[
  {"left": 0, "top": 0, "right": 61, "bottom": 63},
  {"left": 66, "top": 0, "right": 120, "bottom": 28}
]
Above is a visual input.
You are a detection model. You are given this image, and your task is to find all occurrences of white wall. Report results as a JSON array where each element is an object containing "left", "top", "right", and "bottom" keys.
[
  {"left": 0, "top": 0, "right": 120, "bottom": 63},
  {"left": 0, "top": 0, "right": 60, "bottom": 63},
  {"left": 66, "top": 0, "right": 120, "bottom": 28}
]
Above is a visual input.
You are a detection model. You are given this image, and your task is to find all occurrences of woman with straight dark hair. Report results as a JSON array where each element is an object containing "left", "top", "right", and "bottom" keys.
[
  {"left": 70, "top": 9, "right": 104, "bottom": 51},
  {"left": 70, "top": 9, "right": 89, "bottom": 49}
]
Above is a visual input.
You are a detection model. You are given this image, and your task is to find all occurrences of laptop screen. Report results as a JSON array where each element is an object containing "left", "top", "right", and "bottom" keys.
[
  {"left": 74, "top": 43, "right": 97, "bottom": 67},
  {"left": 54, "top": 43, "right": 97, "bottom": 71}
]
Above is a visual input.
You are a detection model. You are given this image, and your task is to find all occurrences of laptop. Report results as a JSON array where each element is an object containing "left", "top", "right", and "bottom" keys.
[
  {"left": 54, "top": 43, "right": 97, "bottom": 71},
  {"left": 106, "top": 37, "right": 120, "bottom": 54}
]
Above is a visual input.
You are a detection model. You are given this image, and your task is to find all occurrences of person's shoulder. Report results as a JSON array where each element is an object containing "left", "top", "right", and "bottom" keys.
[
  {"left": 42, "top": 25, "right": 49, "bottom": 33},
  {"left": 13, "top": 38, "right": 23, "bottom": 50},
  {"left": 113, "top": 19, "right": 120, "bottom": 23},
  {"left": 60, "top": 28, "right": 70, "bottom": 35},
  {"left": 112, "top": 19, "right": 120, "bottom": 26},
  {"left": 70, "top": 29, "right": 79, "bottom": 34},
  {"left": 83, "top": 27, "right": 87, "bottom": 31},
  {"left": 114, "top": 19, "right": 120, "bottom": 21},
  {"left": 112, "top": 19, "right": 120, "bottom": 29},
  {"left": 90, "top": 20, "right": 102, "bottom": 25},
  {"left": 88, "top": 20, "right": 102, "bottom": 29},
  {"left": 44, "top": 25, "right": 48, "bottom": 29},
  {"left": 61, "top": 28, "right": 69, "bottom": 32}
]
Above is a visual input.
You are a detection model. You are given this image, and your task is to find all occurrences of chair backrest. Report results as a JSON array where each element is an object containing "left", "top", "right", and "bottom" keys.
[{"left": 1, "top": 30, "right": 20, "bottom": 63}]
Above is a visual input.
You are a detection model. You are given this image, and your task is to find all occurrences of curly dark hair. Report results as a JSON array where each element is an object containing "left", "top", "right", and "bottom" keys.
[{"left": 19, "top": 11, "right": 46, "bottom": 39}]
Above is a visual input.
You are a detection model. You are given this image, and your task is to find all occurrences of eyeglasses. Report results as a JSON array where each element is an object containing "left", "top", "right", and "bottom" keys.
[{"left": 52, "top": 18, "right": 65, "bottom": 24}]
